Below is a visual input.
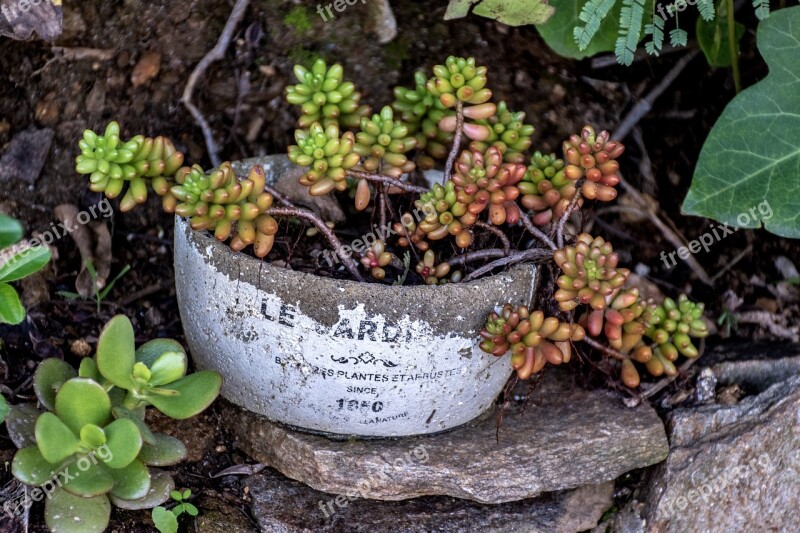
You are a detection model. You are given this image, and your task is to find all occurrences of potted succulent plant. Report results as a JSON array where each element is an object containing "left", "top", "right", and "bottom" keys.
[{"left": 73, "top": 56, "right": 708, "bottom": 437}]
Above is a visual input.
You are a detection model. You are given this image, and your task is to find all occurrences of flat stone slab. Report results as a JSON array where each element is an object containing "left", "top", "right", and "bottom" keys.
[
  {"left": 224, "top": 369, "right": 668, "bottom": 504},
  {"left": 244, "top": 468, "right": 614, "bottom": 533}
]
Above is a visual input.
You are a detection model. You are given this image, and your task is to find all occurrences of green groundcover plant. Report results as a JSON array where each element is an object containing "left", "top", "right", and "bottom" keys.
[
  {"left": 0, "top": 214, "right": 51, "bottom": 325},
  {"left": 6, "top": 315, "right": 221, "bottom": 533}
]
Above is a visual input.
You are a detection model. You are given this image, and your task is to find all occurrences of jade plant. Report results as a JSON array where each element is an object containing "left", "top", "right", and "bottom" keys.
[
  {"left": 7, "top": 315, "right": 221, "bottom": 532},
  {"left": 0, "top": 214, "right": 52, "bottom": 325},
  {"left": 74, "top": 55, "right": 708, "bottom": 391}
]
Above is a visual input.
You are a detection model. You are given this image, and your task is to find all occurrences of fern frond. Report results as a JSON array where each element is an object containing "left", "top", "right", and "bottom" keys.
[
  {"left": 615, "top": 0, "right": 645, "bottom": 66},
  {"left": 752, "top": 0, "right": 770, "bottom": 20},
  {"left": 573, "top": 0, "right": 618, "bottom": 51},
  {"left": 644, "top": 17, "right": 665, "bottom": 56},
  {"left": 697, "top": 0, "right": 716, "bottom": 21},
  {"left": 669, "top": 28, "right": 688, "bottom": 47}
]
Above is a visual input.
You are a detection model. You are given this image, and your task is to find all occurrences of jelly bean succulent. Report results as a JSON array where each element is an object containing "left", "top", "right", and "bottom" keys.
[
  {"left": 76, "top": 54, "right": 708, "bottom": 392},
  {"left": 7, "top": 315, "right": 221, "bottom": 533}
]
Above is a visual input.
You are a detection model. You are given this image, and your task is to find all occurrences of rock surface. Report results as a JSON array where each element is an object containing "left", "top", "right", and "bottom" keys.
[
  {"left": 639, "top": 375, "right": 800, "bottom": 532},
  {"left": 224, "top": 369, "right": 669, "bottom": 504},
  {"left": 0, "top": 128, "right": 54, "bottom": 185},
  {"left": 245, "top": 468, "right": 614, "bottom": 533}
]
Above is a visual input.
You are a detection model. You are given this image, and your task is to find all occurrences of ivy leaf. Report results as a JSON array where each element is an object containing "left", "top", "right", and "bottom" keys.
[
  {"left": 445, "top": 0, "right": 556, "bottom": 25},
  {"left": 683, "top": 6, "right": 800, "bottom": 238},
  {"left": 697, "top": 0, "right": 745, "bottom": 67}
]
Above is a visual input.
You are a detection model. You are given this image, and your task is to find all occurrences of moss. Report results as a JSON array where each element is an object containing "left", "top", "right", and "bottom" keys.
[
  {"left": 283, "top": 6, "right": 313, "bottom": 36},
  {"left": 383, "top": 38, "right": 411, "bottom": 70},
  {"left": 287, "top": 45, "right": 322, "bottom": 68}
]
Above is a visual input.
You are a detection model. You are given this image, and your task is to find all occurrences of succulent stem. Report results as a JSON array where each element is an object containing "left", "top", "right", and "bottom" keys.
[
  {"left": 443, "top": 101, "right": 464, "bottom": 184},
  {"left": 519, "top": 212, "right": 557, "bottom": 251},
  {"left": 346, "top": 169, "right": 428, "bottom": 194}
]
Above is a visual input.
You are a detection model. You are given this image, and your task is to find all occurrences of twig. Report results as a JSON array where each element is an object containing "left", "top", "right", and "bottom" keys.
[
  {"left": 519, "top": 213, "right": 557, "bottom": 250},
  {"left": 181, "top": 0, "right": 250, "bottom": 167},
  {"left": 262, "top": 183, "right": 294, "bottom": 207},
  {"left": 378, "top": 185, "right": 387, "bottom": 232},
  {"left": 462, "top": 248, "right": 552, "bottom": 282},
  {"left": 346, "top": 169, "right": 428, "bottom": 194},
  {"left": 443, "top": 101, "right": 464, "bottom": 184},
  {"left": 581, "top": 336, "right": 627, "bottom": 361},
  {"left": 613, "top": 50, "right": 699, "bottom": 141},
  {"left": 117, "top": 279, "right": 175, "bottom": 307},
  {"left": 447, "top": 248, "right": 508, "bottom": 268},
  {"left": 554, "top": 182, "right": 584, "bottom": 249},
  {"left": 710, "top": 245, "right": 752, "bottom": 283},
  {"left": 475, "top": 221, "right": 510, "bottom": 254},
  {"left": 268, "top": 207, "right": 363, "bottom": 282}
]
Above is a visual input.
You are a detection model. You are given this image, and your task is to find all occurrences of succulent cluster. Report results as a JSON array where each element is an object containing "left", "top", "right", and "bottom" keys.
[
  {"left": 75, "top": 122, "right": 184, "bottom": 211},
  {"left": 285, "top": 59, "right": 369, "bottom": 128},
  {"left": 415, "top": 250, "right": 462, "bottom": 285},
  {"left": 553, "top": 234, "right": 629, "bottom": 311},
  {"left": 354, "top": 106, "right": 417, "bottom": 177},
  {"left": 9, "top": 315, "right": 221, "bottom": 533},
  {"left": 171, "top": 163, "right": 279, "bottom": 257},
  {"left": 480, "top": 305, "right": 585, "bottom": 379},
  {"left": 640, "top": 295, "right": 708, "bottom": 379},
  {"left": 359, "top": 240, "right": 393, "bottom": 280},
  {"left": 426, "top": 56, "right": 492, "bottom": 108},
  {"left": 562, "top": 126, "right": 624, "bottom": 202},
  {"left": 519, "top": 152, "right": 578, "bottom": 225},
  {"left": 414, "top": 181, "right": 473, "bottom": 248},
  {"left": 287, "top": 122, "right": 360, "bottom": 195},
  {"left": 468, "top": 101, "right": 535, "bottom": 164}
]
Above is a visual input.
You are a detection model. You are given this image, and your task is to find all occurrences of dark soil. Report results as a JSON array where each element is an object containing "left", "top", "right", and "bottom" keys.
[{"left": 1, "top": 1, "right": 799, "bottom": 531}]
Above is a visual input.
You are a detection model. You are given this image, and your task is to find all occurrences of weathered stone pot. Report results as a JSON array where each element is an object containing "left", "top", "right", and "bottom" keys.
[{"left": 173, "top": 155, "right": 537, "bottom": 437}]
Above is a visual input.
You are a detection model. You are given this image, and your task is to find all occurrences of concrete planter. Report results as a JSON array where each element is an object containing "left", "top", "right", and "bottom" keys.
[{"left": 173, "top": 156, "right": 538, "bottom": 437}]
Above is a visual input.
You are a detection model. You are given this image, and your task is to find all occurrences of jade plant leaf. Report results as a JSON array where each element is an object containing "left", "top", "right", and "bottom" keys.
[
  {"left": 0, "top": 245, "right": 51, "bottom": 282},
  {"left": 62, "top": 459, "right": 114, "bottom": 497},
  {"left": 696, "top": 0, "right": 745, "bottom": 67},
  {"left": 12, "top": 446, "right": 69, "bottom": 486},
  {"left": 35, "top": 412, "right": 81, "bottom": 464},
  {"left": 110, "top": 468, "right": 174, "bottom": 510},
  {"left": 54, "top": 378, "right": 111, "bottom": 434},
  {"left": 112, "top": 406, "right": 156, "bottom": 444},
  {"left": 138, "top": 433, "right": 188, "bottom": 466},
  {"left": 78, "top": 357, "right": 102, "bottom": 381},
  {"left": 34, "top": 358, "right": 77, "bottom": 411},
  {"left": 6, "top": 404, "right": 41, "bottom": 448},
  {"left": 148, "top": 351, "right": 188, "bottom": 386},
  {"left": 45, "top": 489, "right": 111, "bottom": 533},
  {"left": 96, "top": 314, "right": 136, "bottom": 389},
  {"left": 0, "top": 214, "right": 23, "bottom": 247},
  {"left": 108, "top": 459, "right": 151, "bottom": 500},
  {"left": 683, "top": 6, "right": 800, "bottom": 238},
  {"left": 135, "top": 338, "right": 186, "bottom": 368},
  {"left": 0, "top": 282, "right": 25, "bottom": 325},
  {"left": 144, "top": 370, "right": 222, "bottom": 419},
  {"left": 102, "top": 418, "right": 142, "bottom": 468}
]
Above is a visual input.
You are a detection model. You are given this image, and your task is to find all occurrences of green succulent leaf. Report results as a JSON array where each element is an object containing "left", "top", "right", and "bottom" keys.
[
  {"left": 96, "top": 314, "right": 136, "bottom": 390},
  {"left": 135, "top": 338, "right": 186, "bottom": 368},
  {"left": 6, "top": 404, "right": 41, "bottom": 448},
  {"left": 0, "top": 282, "right": 24, "bottom": 325},
  {"left": 62, "top": 459, "right": 114, "bottom": 497},
  {"left": 54, "top": 378, "right": 112, "bottom": 434},
  {"left": 110, "top": 468, "right": 174, "bottom": 510},
  {"left": 683, "top": 6, "right": 800, "bottom": 238},
  {"left": 0, "top": 393, "right": 9, "bottom": 424},
  {"left": 45, "top": 489, "right": 111, "bottom": 533},
  {"left": 108, "top": 459, "right": 151, "bottom": 500},
  {"left": 35, "top": 412, "right": 81, "bottom": 464},
  {"left": 696, "top": 0, "right": 745, "bottom": 67},
  {"left": 78, "top": 357, "right": 102, "bottom": 381},
  {"left": 148, "top": 351, "right": 187, "bottom": 387},
  {"left": 152, "top": 505, "right": 179, "bottom": 533},
  {"left": 102, "top": 418, "right": 143, "bottom": 468},
  {"left": 12, "top": 446, "right": 70, "bottom": 486},
  {"left": 0, "top": 214, "right": 23, "bottom": 247},
  {"left": 80, "top": 424, "right": 107, "bottom": 449},
  {"left": 0, "top": 245, "right": 51, "bottom": 283},
  {"left": 34, "top": 358, "right": 78, "bottom": 411},
  {"left": 138, "top": 433, "right": 188, "bottom": 466},
  {"left": 144, "top": 371, "right": 222, "bottom": 419}
]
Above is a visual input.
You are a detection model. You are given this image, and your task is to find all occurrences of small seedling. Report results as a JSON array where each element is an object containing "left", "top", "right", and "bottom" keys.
[
  {"left": 152, "top": 489, "right": 198, "bottom": 533},
  {"left": 58, "top": 261, "right": 131, "bottom": 312},
  {"left": 0, "top": 214, "right": 51, "bottom": 325}
]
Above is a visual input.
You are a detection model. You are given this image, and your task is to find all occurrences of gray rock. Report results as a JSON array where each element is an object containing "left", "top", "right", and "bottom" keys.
[
  {"left": 702, "top": 340, "right": 800, "bottom": 393},
  {"left": 224, "top": 369, "right": 668, "bottom": 504},
  {"left": 245, "top": 468, "right": 614, "bottom": 533},
  {"left": 195, "top": 494, "right": 258, "bottom": 533},
  {"left": 640, "top": 375, "right": 800, "bottom": 532},
  {"left": 0, "top": 128, "right": 54, "bottom": 185}
]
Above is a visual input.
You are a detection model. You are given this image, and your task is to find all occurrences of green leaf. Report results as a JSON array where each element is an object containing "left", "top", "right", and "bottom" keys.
[
  {"left": 615, "top": 0, "right": 645, "bottom": 66},
  {"left": 135, "top": 338, "right": 186, "bottom": 368},
  {"left": 62, "top": 459, "right": 114, "bottom": 497},
  {"left": 148, "top": 351, "right": 188, "bottom": 386},
  {"left": 0, "top": 214, "right": 23, "bottom": 247},
  {"left": 444, "top": 0, "right": 555, "bottom": 24},
  {"left": 108, "top": 459, "right": 151, "bottom": 500},
  {"left": 6, "top": 404, "right": 41, "bottom": 448},
  {"left": 35, "top": 412, "right": 81, "bottom": 464},
  {"left": 0, "top": 282, "right": 24, "bottom": 325},
  {"left": 752, "top": 0, "right": 769, "bottom": 20},
  {"left": 152, "top": 505, "right": 179, "bottom": 533},
  {"left": 111, "top": 468, "right": 174, "bottom": 510},
  {"left": 0, "top": 245, "right": 51, "bottom": 282},
  {"left": 78, "top": 358, "right": 102, "bottom": 381},
  {"left": 96, "top": 315, "right": 136, "bottom": 390},
  {"left": 138, "top": 433, "right": 188, "bottom": 466},
  {"left": 182, "top": 489, "right": 191, "bottom": 499},
  {"left": 54, "top": 379, "right": 112, "bottom": 434},
  {"left": 112, "top": 406, "right": 156, "bottom": 444},
  {"left": 697, "top": 0, "right": 715, "bottom": 21},
  {"left": 697, "top": 0, "right": 745, "bottom": 67},
  {"left": 34, "top": 358, "right": 78, "bottom": 411},
  {"left": 683, "top": 6, "right": 800, "bottom": 238},
  {"left": 537, "top": 0, "right": 620, "bottom": 59},
  {"left": 102, "top": 418, "right": 142, "bottom": 468},
  {"left": 45, "top": 489, "right": 111, "bottom": 533},
  {"left": 184, "top": 502, "right": 199, "bottom": 516},
  {"left": 574, "top": 0, "right": 616, "bottom": 50},
  {"left": 0, "top": 394, "right": 9, "bottom": 424},
  {"left": 12, "top": 446, "right": 69, "bottom": 485},
  {"left": 145, "top": 371, "right": 222, "bottom": 419},
  {"left": 80, "top": 424, "right": 107, "bottom": 449}
]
